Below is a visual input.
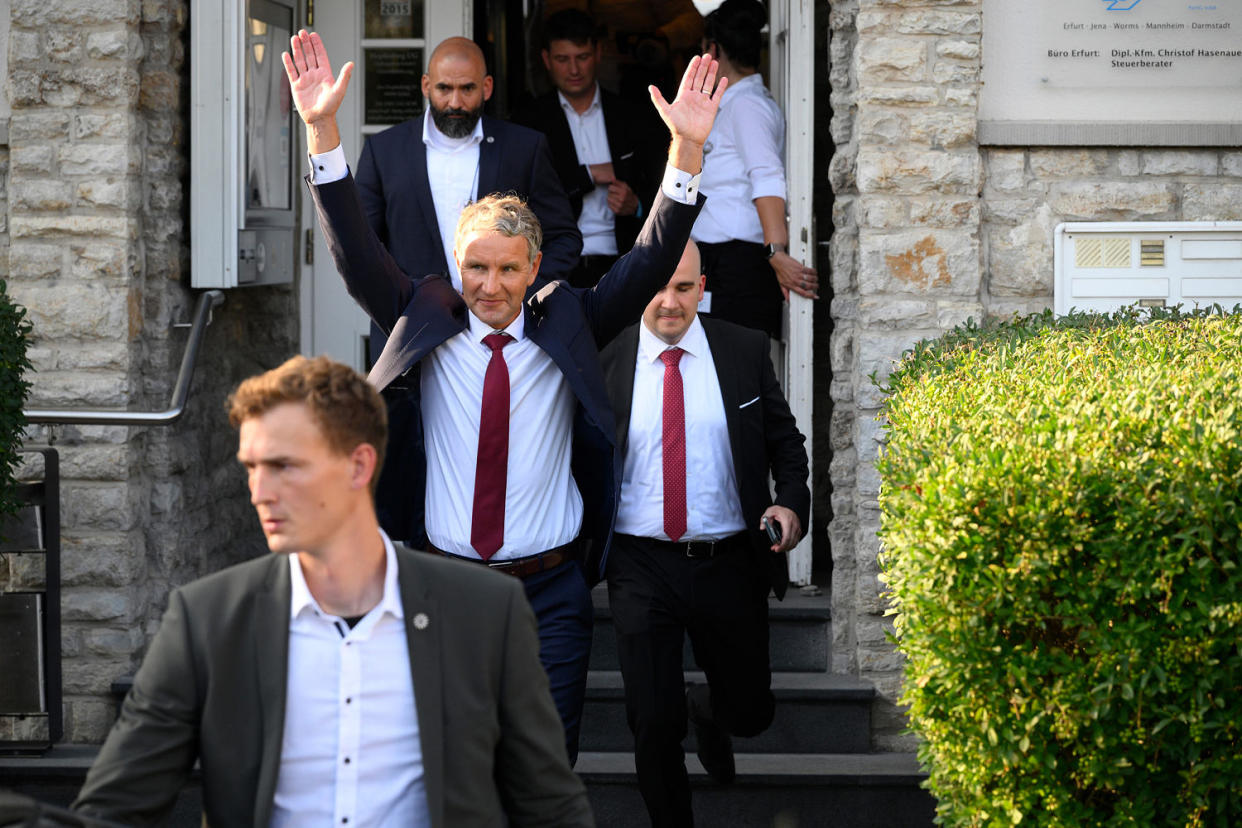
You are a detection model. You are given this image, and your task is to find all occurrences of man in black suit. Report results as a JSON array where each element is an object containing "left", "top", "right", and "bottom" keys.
[
  {"left": 600, "top": 240, "right": 810, "bottom": 827},
  {"left": 283, "top": 29, "right": 725, "bottom": 764},
  {"left": 74, "top": 356, "right": 592, "bottom": 828},
  {"left": 353, "top": 36, "right": 582, "bottom": 548},
  {"left": 514, "top": 9, "right": 664, "bottom": 288}
]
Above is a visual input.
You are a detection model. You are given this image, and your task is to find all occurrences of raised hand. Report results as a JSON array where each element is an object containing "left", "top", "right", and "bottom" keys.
[
  {"left": 282, "top": 30, "right": 353, "bottom": 152},
  {"left": 649, "top": 54, "right": 727, "bottom": 153}
]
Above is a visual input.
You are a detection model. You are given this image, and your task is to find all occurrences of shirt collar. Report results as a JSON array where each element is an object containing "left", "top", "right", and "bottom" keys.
[
  {"left": 466, "top": 305, "right": 526, "bottom": 344},
  {"left": 637, "top": 313, "right": 707, "bottom": 365},
  {"left": 421, "top": 108, "right": 485, "bottom": 153},
  {"left": 722, "top": 73, "right": 763, "bottom": 103},
  {"left": 288, "top": 529, "right": 404, "bottom": 622},
  {"left": 556, "top": 84, "right": 601, "bottom": 116}
]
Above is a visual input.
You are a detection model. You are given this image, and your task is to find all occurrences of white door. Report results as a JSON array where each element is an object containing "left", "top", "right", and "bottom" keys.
[
  {"left": 768, "top": 0, "right": 816, "bottom": 586},
  {"left": 299, "top": 0, "right": 471, "bottom": 369}
]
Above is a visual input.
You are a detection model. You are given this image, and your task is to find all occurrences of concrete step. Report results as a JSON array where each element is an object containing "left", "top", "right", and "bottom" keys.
[
  {"left": 577, "top": 751, "right": 936, "bottom": 828},
  {"left": 590, "top": 586, "right": 831, "bottom": 673},
  {"left": 582, "top": 671, "right": 873, "bottom": 754}
]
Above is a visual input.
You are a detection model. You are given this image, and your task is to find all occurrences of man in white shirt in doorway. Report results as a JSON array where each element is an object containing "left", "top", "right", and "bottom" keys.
[{"left": 513, "top": 8, "right": 664, "bottom": 288}]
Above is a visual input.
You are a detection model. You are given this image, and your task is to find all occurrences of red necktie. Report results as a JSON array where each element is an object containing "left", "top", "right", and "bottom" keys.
[
  {"left": 660, "top": 348, "right": 687, "bottom": 542},
  {"left": 472, "top": 333, "right": 512, "bottom": 560}
]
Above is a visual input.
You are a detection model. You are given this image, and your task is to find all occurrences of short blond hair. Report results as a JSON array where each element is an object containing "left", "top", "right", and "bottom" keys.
[
  {"left": 455, "top": 193, "right": 543, "bottom": 266},
  {"left": 227, "top": 356, "right": 387, "bottom": 492}
]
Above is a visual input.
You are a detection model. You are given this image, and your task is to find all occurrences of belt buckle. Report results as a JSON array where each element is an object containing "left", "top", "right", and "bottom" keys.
[{"left": 684, "top": 540, "right": 716, "bottom": 559}]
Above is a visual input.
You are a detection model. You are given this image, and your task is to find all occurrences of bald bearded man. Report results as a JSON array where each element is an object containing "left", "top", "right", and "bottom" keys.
[{"left": 345, "top": 37, "right": 582, "bottom": 550}]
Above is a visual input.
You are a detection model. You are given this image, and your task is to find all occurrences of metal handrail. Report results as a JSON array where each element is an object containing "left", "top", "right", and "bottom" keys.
[{"left": 23, "top": 290, "right": 225, "bottom": 427}]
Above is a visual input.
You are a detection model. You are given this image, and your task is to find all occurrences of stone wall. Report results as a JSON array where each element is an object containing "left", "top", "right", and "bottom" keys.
[
  {"left": 825, "top": 0, "right": 1242, "bottom": 751},
  {"left": 3, "top": 0, "right": 298, "bottom": 743}
]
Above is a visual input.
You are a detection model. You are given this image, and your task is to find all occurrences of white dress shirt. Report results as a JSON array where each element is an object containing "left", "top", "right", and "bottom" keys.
[
  {"left": 272, "top": 531, "right": 428, "bottom": 828},
  {"left": 421, "top": 309, "right": 583, "bottom": 559},
  {"left": 615, "top": 316, "right": 746, "bottom": 540},
  {"left": 558, "top": 85, "right": 617, "bottom": 256},
  {"left": 691, "top": 74, "right": 786, "bottom": 245}
]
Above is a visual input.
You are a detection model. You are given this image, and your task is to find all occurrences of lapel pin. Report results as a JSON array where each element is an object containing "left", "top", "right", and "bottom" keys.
[
  {"left": 413, "top": 613, "right": 430, "bottom": 630},
  {"left": 486, "top": 136, "right": 494, "bottom": 143}
]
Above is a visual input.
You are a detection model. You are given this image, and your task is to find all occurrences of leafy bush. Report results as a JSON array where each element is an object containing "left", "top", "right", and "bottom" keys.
[
  {"left": 878, "top": 307, "right": 1242, "bottom": 827},
  {"left": 0, "top": 281, "right": 32, "bottom": 537}
]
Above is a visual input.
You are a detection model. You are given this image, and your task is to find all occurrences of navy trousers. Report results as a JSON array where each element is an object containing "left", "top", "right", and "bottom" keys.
[{"left": 522, "top": 559, "right": 594, "bottom": 766}]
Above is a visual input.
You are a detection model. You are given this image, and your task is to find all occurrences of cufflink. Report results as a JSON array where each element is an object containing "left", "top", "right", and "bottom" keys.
[{"left": 412, "top": 613, "right": 430, "bottom": 630}]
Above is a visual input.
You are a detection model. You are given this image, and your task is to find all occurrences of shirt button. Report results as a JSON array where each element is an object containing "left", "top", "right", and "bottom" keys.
[
  {"left": 345, "top": 697, "right": 352, "bottom": 704},
  {"left": 344, "top": 756, "right": 351, "bottom": 764}
]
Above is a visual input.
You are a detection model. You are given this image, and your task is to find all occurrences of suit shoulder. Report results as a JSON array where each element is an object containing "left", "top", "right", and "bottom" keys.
[
  {"left": 600, "top": 322, "right": 640, "bottom": 363},
  {"left": 173, "top": 554, "right": 282, "bottom": 608},
  {"left": 484, "top": 116, "right": 547, "bottom": 148},
  {"left": 702, "top": 316, "right": 769, "bottom": 351}
]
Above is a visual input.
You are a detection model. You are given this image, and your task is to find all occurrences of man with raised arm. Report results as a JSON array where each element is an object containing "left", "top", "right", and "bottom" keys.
[
  {"left": 282, "top": 29, "right": 724, "bottom": 764},
  {"left": 353, "top": 37, "right": 581, "bottom": 550}
]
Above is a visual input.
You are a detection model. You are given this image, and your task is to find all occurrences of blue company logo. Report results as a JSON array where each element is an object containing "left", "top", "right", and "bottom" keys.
[{"left": 1101, "top": 0, "right": 1143, "bottom": 9}]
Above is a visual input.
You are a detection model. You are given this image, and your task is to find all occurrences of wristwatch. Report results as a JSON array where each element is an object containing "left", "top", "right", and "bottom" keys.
[{"left": 764, "top": 242, "right": 787, "bottom": 259}]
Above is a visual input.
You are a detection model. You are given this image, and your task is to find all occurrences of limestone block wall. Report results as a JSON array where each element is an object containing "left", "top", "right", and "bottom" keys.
[
  {"left": 3, "top": 0, "right": 298, "bottom": 742},
  {"left": 827, "top": 0, "right": 1242, "bottom": 750}
]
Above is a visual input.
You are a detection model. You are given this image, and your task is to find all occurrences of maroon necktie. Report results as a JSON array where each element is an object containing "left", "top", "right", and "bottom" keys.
[
  {"left": 472, "top": 332, "right": 512, "bottom": 560},
  {"left": 660, "top": 348, "right": 687, "bottom": 542}
]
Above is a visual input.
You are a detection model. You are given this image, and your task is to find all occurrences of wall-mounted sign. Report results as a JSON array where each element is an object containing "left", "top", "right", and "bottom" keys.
[
  {"left": 364, "top": 48, "right": 423, "bottom": 126},
  {"left": 981, "top": 0, "right": 1242, "bottom": 145}
]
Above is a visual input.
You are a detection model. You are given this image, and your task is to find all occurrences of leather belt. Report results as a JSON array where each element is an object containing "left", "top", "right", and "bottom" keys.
[
  {"left": 426, "top": 541, "right": 577, "bottom": 578},
  {"left": 625, "top": 532, "right": 747, "bottom": 559}
]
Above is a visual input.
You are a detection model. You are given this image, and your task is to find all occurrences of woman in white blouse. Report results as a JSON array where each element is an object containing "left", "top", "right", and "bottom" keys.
[{"left": 691, "top": 0, "right": 818, "bottom": 338}]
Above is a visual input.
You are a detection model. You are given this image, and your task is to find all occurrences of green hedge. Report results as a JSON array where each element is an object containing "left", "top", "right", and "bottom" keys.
[
  {"left": 0, "top": 280, "right": 32, "bottom": 538},
  {"left": 877, "top": 308, "right": 1242, "bottom": 827}
]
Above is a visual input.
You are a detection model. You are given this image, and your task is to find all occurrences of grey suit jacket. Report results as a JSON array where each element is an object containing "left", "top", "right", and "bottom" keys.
[{"left": 73, "top": 547, "right": 593, "bottom": 828}]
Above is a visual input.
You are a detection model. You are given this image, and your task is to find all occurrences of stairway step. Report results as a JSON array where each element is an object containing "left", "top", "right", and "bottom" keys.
[
  {"left": 590, "top": 587, "right": 831, "bottom": 673},
  {"left": 577, "top": 752, "right": 935, "bottom": 828},
  {"left": 581, "top": 672, "right": 872, "bottom": 754}
]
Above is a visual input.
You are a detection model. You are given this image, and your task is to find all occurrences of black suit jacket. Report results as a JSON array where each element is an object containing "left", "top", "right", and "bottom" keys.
[
  {"left": 513, "top": 88, "right": 664, "bottom": 254},
  {"left": 600, "top": 317, "right": 810, "bottom": 599},
  {"left": 308, "top": 171, "right": 703, "bottom": 582},
  {"left": 73, "top": 548, "right": 593, "bottom": 828}
]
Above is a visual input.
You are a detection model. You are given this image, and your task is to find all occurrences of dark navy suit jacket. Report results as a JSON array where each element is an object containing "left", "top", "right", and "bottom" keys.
[
  {"left": 354, "top": 114, "right": 583, "bottom": 284},
  {"left": 308, "top": 172, "right": 703, "bottom": 582}
]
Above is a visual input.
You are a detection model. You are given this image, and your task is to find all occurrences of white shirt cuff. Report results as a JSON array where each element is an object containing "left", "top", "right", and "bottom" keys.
[
  {"left": 308, "top": 145, "right": 349, "bottom": 184},
  {"left": 661, "top": 165, "right": 701, "bottom": 205}
]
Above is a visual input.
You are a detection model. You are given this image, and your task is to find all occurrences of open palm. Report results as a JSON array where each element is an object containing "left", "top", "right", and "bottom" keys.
[
  {"left": 649, "top": 54, "right": 727, "bottom": 148},
  {"left": 281, "top": 29, "right": 353, "bottom": 124}
]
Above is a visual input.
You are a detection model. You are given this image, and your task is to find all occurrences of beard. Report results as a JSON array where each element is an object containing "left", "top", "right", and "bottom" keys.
[{"left": 429, "top": 101, "right": 483, "bottom": 139}]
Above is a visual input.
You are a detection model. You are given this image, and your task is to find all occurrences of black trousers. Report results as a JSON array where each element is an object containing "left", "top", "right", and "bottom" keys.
[
  {"left": 697, "top": 240, "right": 784, "bottom": 340},
  {"left": 606, "top": 533, "right": 775, "bottom": 827}
]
